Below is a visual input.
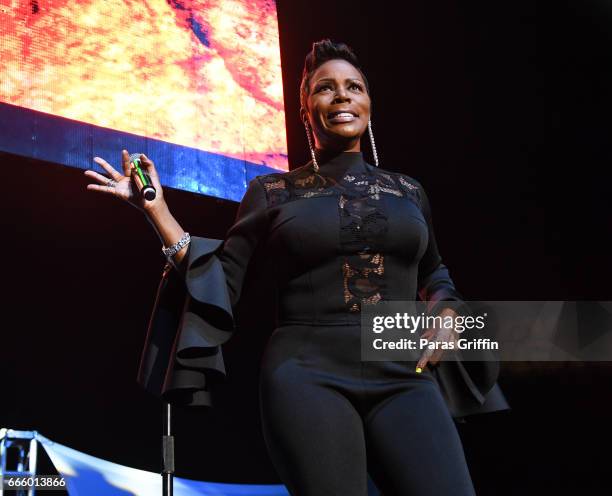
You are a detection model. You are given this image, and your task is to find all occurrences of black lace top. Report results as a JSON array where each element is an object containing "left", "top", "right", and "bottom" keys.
[
  {"left": 253, "top": 151, "right": 461, "bottom": 324},
  {"left": 137, "top": 151, "right": 509, "bottom": 419}
]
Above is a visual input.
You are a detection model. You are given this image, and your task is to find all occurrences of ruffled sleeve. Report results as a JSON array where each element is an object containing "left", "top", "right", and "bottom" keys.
[
  {"left": 137, "top": 177, "right": 269, "bottom": 407},
  {"left": 414, "top": 180, "right": 510, "bottom": 420}
]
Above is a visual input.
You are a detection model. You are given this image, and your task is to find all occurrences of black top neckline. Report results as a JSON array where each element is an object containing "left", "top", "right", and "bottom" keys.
[{"left": 311, "top": 150, "right": 373, "bottom": 178}]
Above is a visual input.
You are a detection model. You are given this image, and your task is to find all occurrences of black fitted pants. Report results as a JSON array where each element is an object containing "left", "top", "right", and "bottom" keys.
[{"left": 259, "top": 324, "right": 476, "bottom": 496}]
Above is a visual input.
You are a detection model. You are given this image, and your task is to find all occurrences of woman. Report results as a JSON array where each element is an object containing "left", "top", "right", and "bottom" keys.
[{"left": 85, "top": 39, "right": 508, "bottom": 496}]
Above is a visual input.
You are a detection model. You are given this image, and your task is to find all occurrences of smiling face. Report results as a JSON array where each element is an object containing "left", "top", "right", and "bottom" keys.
[{"left": 301, "top": 59, "right": 371, "bottom": 153}]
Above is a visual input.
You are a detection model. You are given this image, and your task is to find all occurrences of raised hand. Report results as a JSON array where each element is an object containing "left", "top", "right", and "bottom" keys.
[{"left": 84, "top": 149, "right": 165, "bottom": 213}]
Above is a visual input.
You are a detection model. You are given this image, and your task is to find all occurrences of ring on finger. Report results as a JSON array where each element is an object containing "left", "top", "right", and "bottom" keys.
[{"left": 107, "top": 178, "right": 117, "bottom": 188}]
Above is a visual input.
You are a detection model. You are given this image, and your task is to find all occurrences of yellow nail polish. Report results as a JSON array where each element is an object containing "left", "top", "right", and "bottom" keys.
[{"left": 416, "top": 367, "right": 422, "bottom": 373}]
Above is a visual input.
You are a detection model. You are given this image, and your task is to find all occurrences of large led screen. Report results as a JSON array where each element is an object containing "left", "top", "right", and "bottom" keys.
[{"left": 0, "top": 0, "right": 288, "bottom": 201}]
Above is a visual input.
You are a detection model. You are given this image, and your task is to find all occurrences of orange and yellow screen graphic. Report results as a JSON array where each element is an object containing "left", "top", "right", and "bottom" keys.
[{"left": 0, "top": 0, "right": 288, "bottom": 170}]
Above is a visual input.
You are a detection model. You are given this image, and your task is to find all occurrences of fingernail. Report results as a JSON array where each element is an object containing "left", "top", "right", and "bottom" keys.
[{"left": 415, "top": 367, "right": 422, "bottom": 373}]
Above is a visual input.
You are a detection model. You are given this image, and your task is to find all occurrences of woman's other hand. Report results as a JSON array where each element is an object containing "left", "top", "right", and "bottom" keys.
[
  {"left": 84, "top": 149, "right": 166, "bottom": 214},
  {"left": 416, "top": 307, "right": 460, "bottom": 372}
]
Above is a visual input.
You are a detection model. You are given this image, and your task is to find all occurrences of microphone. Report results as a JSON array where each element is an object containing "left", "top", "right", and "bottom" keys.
[{"left": 129, "top": 153, "right": 156, "bottom": 201}]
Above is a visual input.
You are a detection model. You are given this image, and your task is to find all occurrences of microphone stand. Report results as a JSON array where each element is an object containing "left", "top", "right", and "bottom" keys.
[{"left": 162, "top": 402, "right": 174, "bottom": 496}]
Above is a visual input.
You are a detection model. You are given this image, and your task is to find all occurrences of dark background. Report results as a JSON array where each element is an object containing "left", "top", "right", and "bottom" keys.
[{"left": 2, "top": 0, "right": 612, "bottom": 494}]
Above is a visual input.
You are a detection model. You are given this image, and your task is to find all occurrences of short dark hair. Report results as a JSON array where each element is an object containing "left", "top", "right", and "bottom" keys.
[{"left": 299, "top": 39, "right": 370, "bottom": 120}]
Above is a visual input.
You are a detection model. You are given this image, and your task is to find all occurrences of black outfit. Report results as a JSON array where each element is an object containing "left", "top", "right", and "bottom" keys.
[{"left": 138, "top": 151, "right": 509, "bottom": 495}]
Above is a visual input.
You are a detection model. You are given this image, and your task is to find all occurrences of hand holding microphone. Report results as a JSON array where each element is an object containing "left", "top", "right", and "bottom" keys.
[
  {"left": 85, "top": 149, "right": 166, "bottom": 213},
  {"left": 85, "top": 150, "right": 188, "bottom": 266}
]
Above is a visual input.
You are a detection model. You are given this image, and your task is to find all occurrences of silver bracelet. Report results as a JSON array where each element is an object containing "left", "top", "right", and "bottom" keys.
[{"left": 162, "top": 232, "right": 191, "bottom": 260}]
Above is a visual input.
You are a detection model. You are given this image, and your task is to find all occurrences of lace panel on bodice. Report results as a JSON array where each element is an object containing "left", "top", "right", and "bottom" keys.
[{"left": 259, "top": 165, "right": 422, "bottom": 313}]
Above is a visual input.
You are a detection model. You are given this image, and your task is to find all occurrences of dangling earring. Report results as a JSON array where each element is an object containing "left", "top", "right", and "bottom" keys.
[
  {"left": 368, "top": 118, "right": 379, "bottom": 167},
  {"left": 304, "top": 121, "right": 319, "bottom": 172}
]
